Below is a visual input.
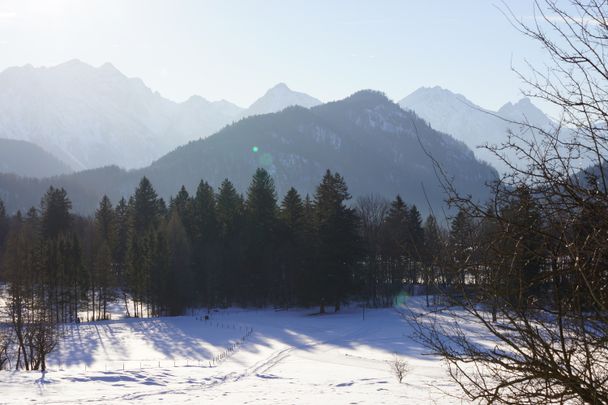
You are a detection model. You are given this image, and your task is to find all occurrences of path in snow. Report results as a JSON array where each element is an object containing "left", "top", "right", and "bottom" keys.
[{"left": 0, "top": 299, "right": 467, "bottom": 404}]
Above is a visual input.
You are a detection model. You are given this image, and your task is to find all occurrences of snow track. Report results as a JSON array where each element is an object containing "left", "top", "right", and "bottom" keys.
[{"left": 0, "top": 302, "right": 468, "bottom": 404}]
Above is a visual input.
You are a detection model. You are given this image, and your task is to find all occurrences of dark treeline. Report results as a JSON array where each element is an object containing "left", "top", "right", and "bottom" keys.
[{"left": 0, "top": 168, "right": 449, "bottom": 335}]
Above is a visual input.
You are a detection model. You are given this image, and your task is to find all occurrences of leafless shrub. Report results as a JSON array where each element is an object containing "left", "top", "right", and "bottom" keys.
[
  {"left": 412, "top": 1, "right": 608, "bottom": 403},
  {"left": 388, "top": 354, "right": 409, "bottom": 383}
]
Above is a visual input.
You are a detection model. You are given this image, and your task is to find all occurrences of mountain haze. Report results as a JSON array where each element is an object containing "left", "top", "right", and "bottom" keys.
[
  {"left": 0, "top": 91, "right": 497, "bottom": 216},
  {"left": 0, "top": 138, "right": 72, "bottom": 178},
  {"left": 399, "top": 86, "right": 556, "bottom": 173},
  {"left": 0, "top": 60, "right": 244, "bottom": 171},
  {"left": 241, "top": 83, "right": 322, "bottom": 118}
]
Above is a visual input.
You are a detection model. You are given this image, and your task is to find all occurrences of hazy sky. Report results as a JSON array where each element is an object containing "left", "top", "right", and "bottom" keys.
[{"left": 0, "top": 0, "right": 550, "bottom": 110}]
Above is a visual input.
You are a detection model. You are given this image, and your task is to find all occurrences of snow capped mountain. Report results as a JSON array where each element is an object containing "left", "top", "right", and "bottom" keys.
[
  {"left": 0, "top": 90, "right": 496, "bottom": 215},
  {"left": 0, "top": 60, "right": 244, "bottom": 170},
  {"left": 242, "top": 83, "right": 322, "bottom": 118},
  {"left": 399, "top": 86, "right": 556, "bottom": 173},
  {"left": 497, "top": 97, "right": 553, "bottom": 128}
]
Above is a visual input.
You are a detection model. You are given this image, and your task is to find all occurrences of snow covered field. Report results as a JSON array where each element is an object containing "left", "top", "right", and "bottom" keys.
[{"left": 0, "top": 299, "right": 466, "bottom": 404}]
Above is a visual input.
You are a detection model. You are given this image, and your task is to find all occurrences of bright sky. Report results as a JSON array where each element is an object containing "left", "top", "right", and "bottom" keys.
[{"left": 0, "top": 0, "right": 549, "bottom": 110}]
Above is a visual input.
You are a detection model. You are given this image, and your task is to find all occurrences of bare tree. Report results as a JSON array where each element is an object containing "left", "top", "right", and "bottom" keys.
[
  {"left": 356, "top": 194, "right": 390, "bottom": 306},
  {"left": 0, "top": 327, "right": 12, "bottom": 370},
  {"left": 388, "top": 354, "right": 409, "bottom": 384},
  {"left": 412, "top": 1, "right": 608, "bottom": 403}
]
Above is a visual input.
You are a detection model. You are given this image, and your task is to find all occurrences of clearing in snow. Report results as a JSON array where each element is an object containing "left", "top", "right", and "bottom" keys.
[{"left": 0, "top": 298, "right": 467, "bottom": 404}]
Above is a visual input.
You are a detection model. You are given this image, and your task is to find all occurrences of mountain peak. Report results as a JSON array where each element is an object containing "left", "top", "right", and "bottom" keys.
[
  {"left": 269, "top": 82, "right": 290, "bottom": 92},
  {"left": 98, "top": 62, "right": 122, "bottom": 75},
  {"left": 56, "top": 58, "right": 92, "bottom": 69},
  {"left": 346, "top": 89, "right": 392, "bottom": 104},
  {"left": 242, "top": 83, "right": 321, "bottom": 117},
  {"left": 183, "top": 94, "right": 211, "bottom": 106},
  {"left": 497, "top": 97, "right": 552, "bottom": 129}
]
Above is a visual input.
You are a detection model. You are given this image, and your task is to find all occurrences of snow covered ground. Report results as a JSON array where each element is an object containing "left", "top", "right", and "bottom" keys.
[{"left": 0, "top": 298, "right": 468, "bottom": 404}]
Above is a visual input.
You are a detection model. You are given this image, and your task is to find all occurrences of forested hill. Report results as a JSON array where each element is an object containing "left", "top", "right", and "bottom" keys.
[
  {"left": 0, "top": 138, "right": 72, "bottom": 178},
  {"left": 0, "top": 90, "right": 497, "bottom": 215}
]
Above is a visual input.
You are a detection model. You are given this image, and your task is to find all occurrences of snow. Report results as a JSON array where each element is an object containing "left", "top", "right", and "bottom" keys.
[
  {"left": 0, "top": 60, "right": 244, "bottom": 171},
  {"left": 398, "top": 86, "right": 558, "bottom": 174},
  {"left": 0, "top": 298, "right": 470, "bottom": 404}
]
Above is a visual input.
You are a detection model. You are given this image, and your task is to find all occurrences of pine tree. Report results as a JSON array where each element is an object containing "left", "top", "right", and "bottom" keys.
[
  {"left": 93, "top": 195, "right": 116, "bottom": 320},
  {"left": 40, "top": 187, "right": 72, "bottom": 239},
  {"left": 406, "top": 204, "right": 424, "bottom": 285},
  {"left": 422, "top": 214, "right": 442, "bottom": 306},
  {"left": 132, "top": 177, "right": 161, "bottom": 233},
  {"left": 0, "top": 199, "right": 8, "bottom": 276},
  {"left": 215, "top": 179, "right": 244, "bottom": 305},
  {"left": 169, "top": 185, "right": 192, "bottom": 235},
  {"left": 127, "top": 177, "right": 162, "bottom": 317},
  {"left": 448, "top": 207, "right": 475, "bottom": 287},
  {"left": 382, "top": 195, "right": 409, "bottom": 302},
  {"left": 114, "top": 197, "right": 130, "bottom": 315},
  {"left": 191, "top": 181, "right": 218, "bottom": 307},
  {"left": 299, "top": 194, "right": 317, "bottom": 306},
  {"left": 164, "top": 210, "right": 193, "bottom": 315},
  {"left": 279, "top": 187, "right": 305, "bottom": 306},
  {"left": 245, "top": 168, "right": 279, "bottom": 305},
  {"left": 498, "top": 186, "right": 544, "bottom": 310},
  {"left": 314, "top": 170, "right": 360, "bottom": 313}
]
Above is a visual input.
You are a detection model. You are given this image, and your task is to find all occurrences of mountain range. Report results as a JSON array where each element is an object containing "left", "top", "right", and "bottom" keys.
[
  {"left": 0, "top": 60, "right": 567, "bottom": 217},
  {"left": 0, "top": 90, "right": 497, "bottom": 216},
  {"left": 399, "top": 86, "right": 556, "bottom": 173},
  {"left": 0, "top": 60, "right": 323, "bottom": 172},
  {"left": 0, "top": 61, "right": 557, "bottom": 179}
]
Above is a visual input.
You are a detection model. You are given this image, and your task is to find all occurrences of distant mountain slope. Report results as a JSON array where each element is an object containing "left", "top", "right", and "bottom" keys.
[
  {"left": 0, "top": 91, "right": 497, "bottom": 216},
  {"left": 0, "top": 138, "right": 72, "bottom": 178},
  {"left": 0, "top": 60, "right": 244, "bottom": 170},
  {"left": 241, "top": 83, "right": 321, "bottom": 118},
  {"left": 399, "top": 86, "right": 556, "bottom": 173}
]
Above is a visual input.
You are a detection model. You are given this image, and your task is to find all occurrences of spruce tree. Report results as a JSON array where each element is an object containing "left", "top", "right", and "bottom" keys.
[
  {"left": 164, "top": 210, "right": 193, "bottom": 315},
  {"left": 406, "top": 204, "right": 424, "bottom": 284},
  {"left": 93, "top": 195, "right": 116, "bottom": 320},
  {"left": 0, "top": 199, "right": 8, "bottom": 276},
  {"left": 449, "top": 207, "right": 475, "bottom": 287},
  {"left": 245, "top": 168, "right": 278, "bottom": 305},
  {"left": 314, "top": 170, "right": 360, "bottom": 313},
  {"left": 114, "top": 197, "right": 130, "bottom": 314},
  {"left": 215, "top": 179, "right": 244, "bottom": 305},
  {"left": 191, "top": 181, "right": 218, "bottom": 307},
  {"left": 422, "top": 214, "right": 442, "bottom": 306},
  {"left": 132, "top": 177, "right": 161, "bottom": 233},
  {"left": 127, "top": 177, "right": 162, "bottom": 316},
  {"left": 40, "top": 187, "right": 72, "bottom": 239},
  {"left": 383, "top": 195, "right": 409, "bottom": 302},
  {"left": 279, "top": 187, "right": 305, "bottom": 306}
]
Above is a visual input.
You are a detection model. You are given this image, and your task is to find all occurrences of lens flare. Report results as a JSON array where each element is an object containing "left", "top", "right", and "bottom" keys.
[
  {"left": 259, "top": 152, "right": 273, "bottom": 167},
  {"left": 393, "top": 291, "right": 410, "bottom": 308},
  {"left": 252, "top": 146, "right": 259, "bottom": 153}
]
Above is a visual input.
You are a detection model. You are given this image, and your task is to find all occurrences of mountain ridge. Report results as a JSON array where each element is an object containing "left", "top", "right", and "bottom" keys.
[
  {"left": 0, "top": 90, "right": 497, "bottom": 217},
  {"left": 398, "top": 86, "right": 556, "bottom": 173}
]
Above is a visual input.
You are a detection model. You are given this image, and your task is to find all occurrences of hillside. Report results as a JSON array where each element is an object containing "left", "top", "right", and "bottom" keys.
[
  {"left": 0, "top": 91, "right": 497, "bottom": 215},
  {"left": 0, "top": 60, "right": 244, "bottom": 170},
  {"left": 0, "top": 138, "right": 72, "bottom": 177},
  {"left": 399, "top": 86, "right": 556, "bottom": 173}
]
